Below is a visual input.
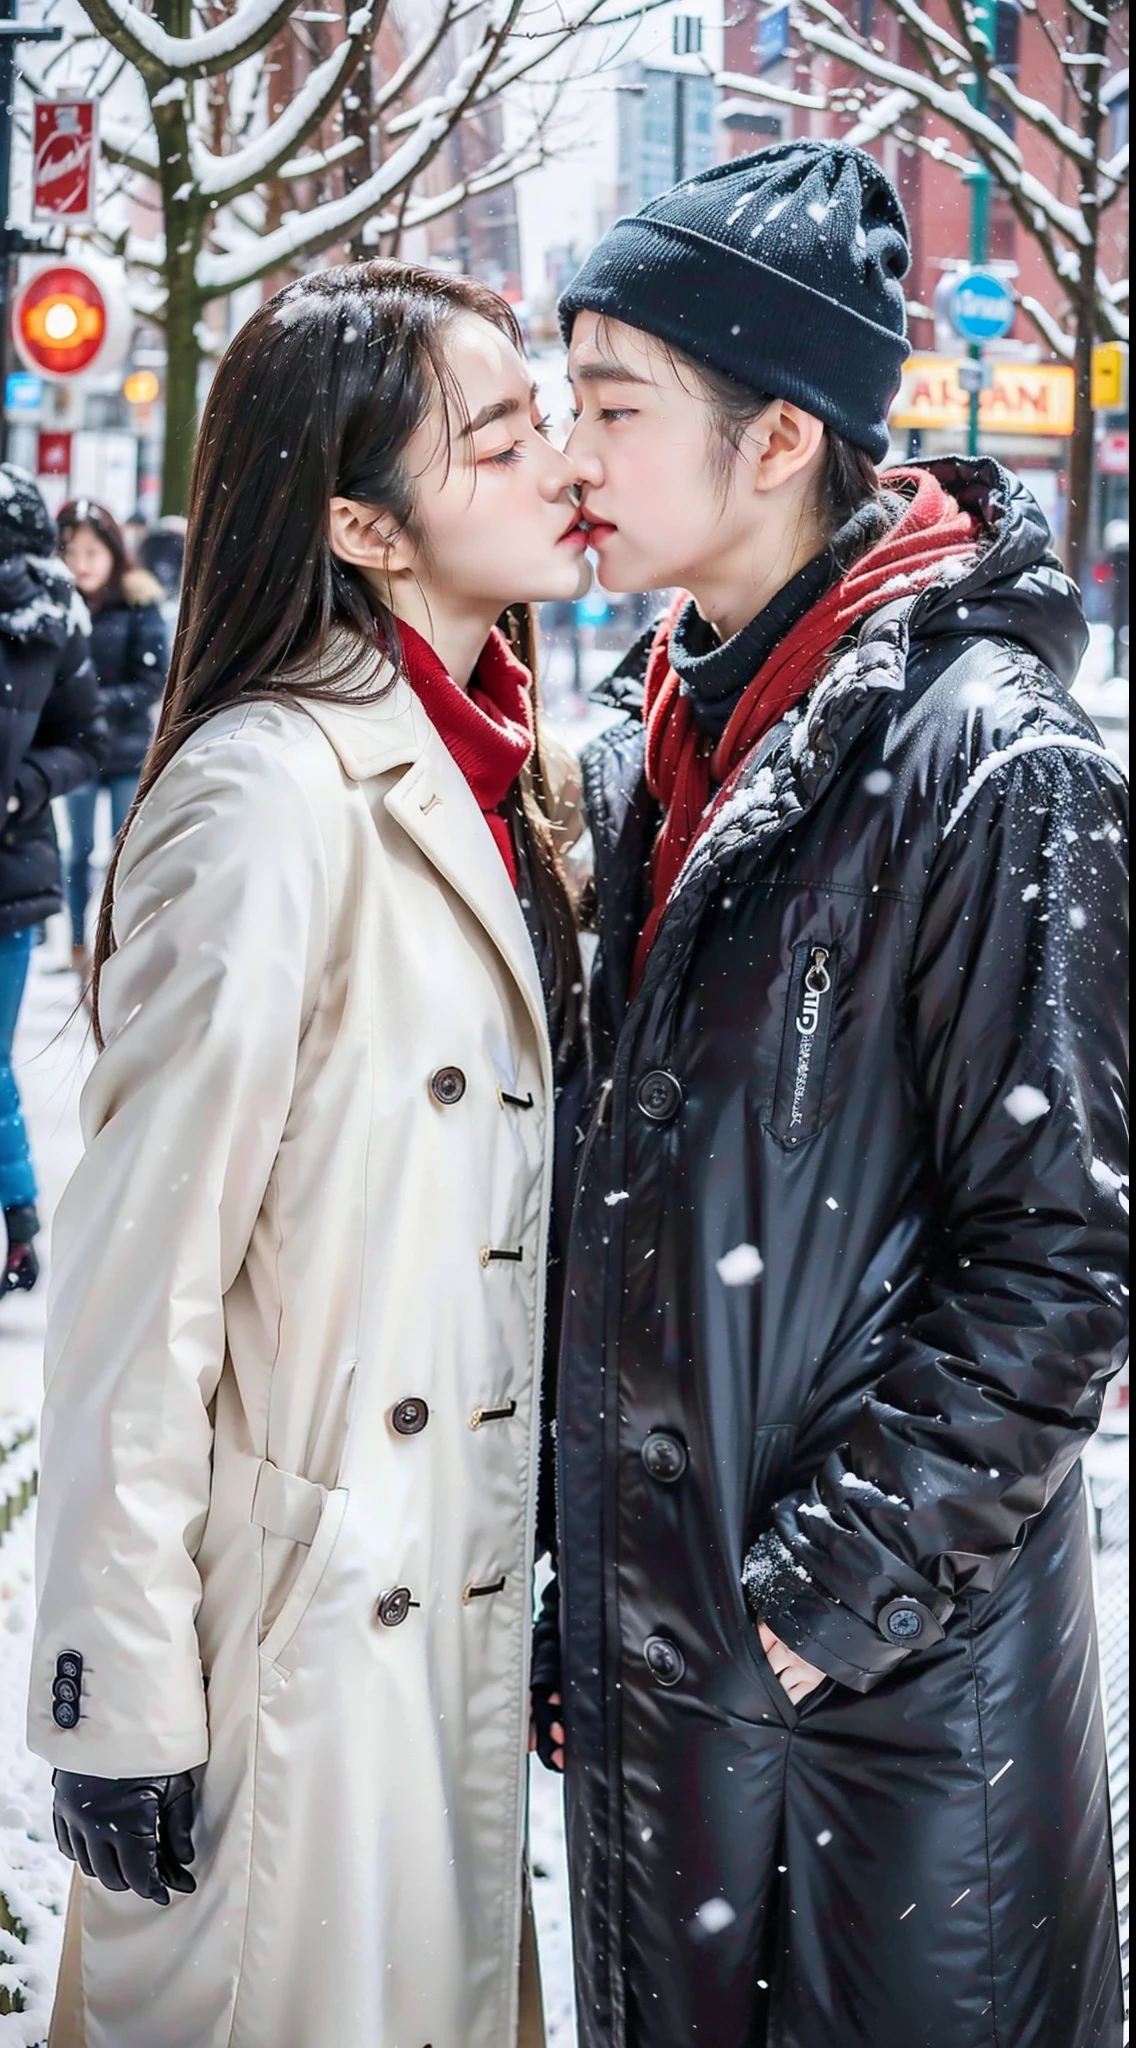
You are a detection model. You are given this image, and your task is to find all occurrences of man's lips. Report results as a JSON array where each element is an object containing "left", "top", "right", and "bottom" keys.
[{"left": 581, "top": 515, "right": 618, "bottom": 545}]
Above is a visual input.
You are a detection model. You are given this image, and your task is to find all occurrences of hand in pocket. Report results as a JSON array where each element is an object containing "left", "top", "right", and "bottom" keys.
[{"left": 758, "top": 1623, "right": 826, "bottom": 1704}]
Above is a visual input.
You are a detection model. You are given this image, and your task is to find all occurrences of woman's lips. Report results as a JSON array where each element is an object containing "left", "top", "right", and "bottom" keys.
[
  {"left": 557, "top": 521, "right": 589, "bottom": 549},
  {"left": 583, "top": 519, "right": 617, "bottom": 547}
]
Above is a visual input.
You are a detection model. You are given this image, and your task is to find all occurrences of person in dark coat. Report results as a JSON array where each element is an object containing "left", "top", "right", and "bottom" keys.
[
  {"left": 57, "top": 499, "right": 168, "bottom": 976},
  {"left": 0, "top": 467, "right": 106, "bottom": 1292},
  {"left": 543, "top": 143, "right": 1128, "bottom": 2048}
]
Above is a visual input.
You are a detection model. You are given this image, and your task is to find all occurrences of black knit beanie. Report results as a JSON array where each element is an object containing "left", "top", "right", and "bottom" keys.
[{"left": 559, "top": 141, "right": 911, "bottom": 463}]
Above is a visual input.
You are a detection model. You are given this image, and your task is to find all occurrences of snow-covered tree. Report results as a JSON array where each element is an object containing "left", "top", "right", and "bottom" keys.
[
  {"left": 718, "top": 0, "right": 1129, "bottom": 577},
  {"left": 26, "top": 0, "right": 661, "bottom": 511}
]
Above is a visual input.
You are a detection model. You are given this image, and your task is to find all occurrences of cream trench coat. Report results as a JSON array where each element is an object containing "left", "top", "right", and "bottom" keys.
[{"left": 28, "top": 641, "right": 555, "bottom": 2048}]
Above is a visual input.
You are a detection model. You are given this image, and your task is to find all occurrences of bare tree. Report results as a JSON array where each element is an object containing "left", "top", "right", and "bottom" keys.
[
  {"left": 718, "top": 0, "right": 1129, "bottom": 577},
  {"left": 27, "top": 0, "right": 659, "bottom": 511}
]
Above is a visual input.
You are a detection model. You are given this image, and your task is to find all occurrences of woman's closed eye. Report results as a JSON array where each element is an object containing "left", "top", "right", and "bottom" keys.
[{"left": 482, "top": 415, "right": 553, "bottom": 467}]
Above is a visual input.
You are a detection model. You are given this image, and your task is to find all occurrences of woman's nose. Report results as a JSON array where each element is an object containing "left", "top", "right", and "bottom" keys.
[{"left": 541, "top": 436, "right": 601, "bottom": 499}]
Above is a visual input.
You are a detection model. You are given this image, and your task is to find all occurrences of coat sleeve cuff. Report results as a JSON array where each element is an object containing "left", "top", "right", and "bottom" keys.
[{"left": 742, "top": 1530, "right": 945, "bottom": 1694}]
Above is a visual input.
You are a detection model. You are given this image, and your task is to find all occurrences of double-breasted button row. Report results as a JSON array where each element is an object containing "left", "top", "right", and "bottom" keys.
[
  {"left": 636, "top": 1069, "right": 683, "bottom": 1124},
  {"left": 429, "top": 1068, "right": 537, "bottom": 1111},
  {"left": 376, "top": 1577, "right": 508, "bottom": 1624}
]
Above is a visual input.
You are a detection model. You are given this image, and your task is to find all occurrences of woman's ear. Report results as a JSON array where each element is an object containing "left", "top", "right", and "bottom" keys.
[
  {"left": 328, "top": 496, "right": 414, "bottom": 575},
  {"left": 748, "top": 403, "right": 827, "bottom": 497}
]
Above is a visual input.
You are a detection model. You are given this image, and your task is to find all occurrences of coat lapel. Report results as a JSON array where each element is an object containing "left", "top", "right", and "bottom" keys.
[
  {"left": 384, "top": 727, "right": 551, "bottom": 1065},
  {"left": 299, "top": 671, "right": 550, "bottom": 1064}
]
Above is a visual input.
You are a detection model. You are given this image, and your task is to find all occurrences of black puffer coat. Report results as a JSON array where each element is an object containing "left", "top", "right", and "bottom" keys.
[
  {"left": 557, "top": 461, "right": 1128, "bottom": 2048},
  {"left": 0, "top": 556, "right": 106, "bottom": 937},
  {"left": 87, "top": 567, "right": 168, "bottom": 778}
]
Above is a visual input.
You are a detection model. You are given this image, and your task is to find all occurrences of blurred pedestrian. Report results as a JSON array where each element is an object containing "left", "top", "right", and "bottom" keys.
[
  {"left": 0, "top": 467, "right": 105, "bottom": 1293},
  {"left": 57, "top": 500, "right": 168, "bottom": 980}
]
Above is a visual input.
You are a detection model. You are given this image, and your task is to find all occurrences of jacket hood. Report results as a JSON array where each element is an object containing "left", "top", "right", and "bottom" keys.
[
  {"left": 0, "top": 553, "right": 90, "bottom": 647},
  {"left": 119, "top": 566, "right": 165, "bottom": 609},
  {"left": 907, "top": 456, "right": 1087, "bottom": 688}
]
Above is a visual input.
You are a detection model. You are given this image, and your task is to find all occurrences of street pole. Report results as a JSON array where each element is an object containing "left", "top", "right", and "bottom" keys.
[
  {"left": 964, "top": 0, "right": 996, "bottom": 458},
  {"left": 0, "top": 0, "right": 62, "bottom": 461}
]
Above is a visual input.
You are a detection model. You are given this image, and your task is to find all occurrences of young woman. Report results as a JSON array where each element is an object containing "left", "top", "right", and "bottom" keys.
[
  {"left": 548, "top": 143, "right": 1128, "bottom": 2047},
  {"left": 56, "top": 500, "right": 168, "bottom": 981},
  {"left": 0, "top": 467, "right": 104, "bottom": 1295},
  {"left": 29, "top": 260, "right": 590, "bottom": 2048}
]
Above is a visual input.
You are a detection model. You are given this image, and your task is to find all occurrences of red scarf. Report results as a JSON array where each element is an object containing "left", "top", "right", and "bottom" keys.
[
  {"left": 397, "top": 620, "right": 534, "bottom": 885},
  {"left": 631, "top": 469, "right": 980, "bottom": 990}
]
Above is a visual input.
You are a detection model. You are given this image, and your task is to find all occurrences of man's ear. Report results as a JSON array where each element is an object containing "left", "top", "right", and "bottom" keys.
[
  {"left": 749, "top": 402, "right": 827, "bottom": 496},
  {"left": 328, "top": 496, "right": 414, "bottom": 575}
]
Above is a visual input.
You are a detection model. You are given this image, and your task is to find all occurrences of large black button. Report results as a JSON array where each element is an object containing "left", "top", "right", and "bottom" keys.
[
  {"left": 642, "top": 1431, "right": 688, "bottom": 1484},
  {"left": 877, "top": 1597, "right": 943, "bottom": 1646},
  {"left": 636, "top": 1070, "right": 683, "bottom": 1123},
  {"left": 429, "top": 1067, "right": 466, "bottom": 1106},
  {"left": 644, "top": 1635, "right": 685, "bottom": 1687},
  {"left": 55, "top": 1651, "right": 82, "bottom": 1683},
  {"left": 52, "top": 1677, "right": 80, "bottom": 1706},
  {"left": 391, "top": 1398, "right": 429, "bottom": 1436},
  {"left": 52, "top": 1700, "right": 79, "bottom": 1729},
  {"left": 376, "top": 1587, "right": 413, "bottom": 1628}
]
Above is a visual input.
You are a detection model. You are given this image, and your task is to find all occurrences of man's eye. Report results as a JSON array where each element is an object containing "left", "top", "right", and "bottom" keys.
[{"left": 599, "top": 408, "right": 635, "bottom": 423}]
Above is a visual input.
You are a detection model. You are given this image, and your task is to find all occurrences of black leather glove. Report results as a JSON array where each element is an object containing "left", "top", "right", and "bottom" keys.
[{"left": 52, "top": 1770, "right": 197, "bottom": 1905}]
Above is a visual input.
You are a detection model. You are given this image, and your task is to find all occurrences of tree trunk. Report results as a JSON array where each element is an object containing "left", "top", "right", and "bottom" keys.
[{"left": 162, "top": 242, "right": 202, "bottom": 516}]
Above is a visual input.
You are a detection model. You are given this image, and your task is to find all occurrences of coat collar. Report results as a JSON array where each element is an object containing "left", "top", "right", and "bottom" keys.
[{"left": 295, "top": 636, "right": 551, "bottom": 1072}]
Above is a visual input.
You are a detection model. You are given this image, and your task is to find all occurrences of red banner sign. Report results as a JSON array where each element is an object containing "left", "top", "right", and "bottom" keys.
[{"left": 32, "top": 100, "right": 98, "bottom": 223}]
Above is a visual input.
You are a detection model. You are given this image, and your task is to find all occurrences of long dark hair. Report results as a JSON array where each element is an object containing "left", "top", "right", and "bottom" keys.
[
  {"left": 91, "top": 261, "right": 581, "bottom": 1066},
  {"left": 57, "top": 498, "right": 131, "bottom": 610}
]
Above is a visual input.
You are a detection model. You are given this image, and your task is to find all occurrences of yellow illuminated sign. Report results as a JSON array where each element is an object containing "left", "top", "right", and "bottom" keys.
[{"left": 891, "top": 356, "right": 1076, "bottom": 436}]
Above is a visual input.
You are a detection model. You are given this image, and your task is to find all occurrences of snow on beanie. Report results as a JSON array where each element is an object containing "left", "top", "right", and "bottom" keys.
[{"left": 559, "top": 141, "right": 911, "bottom": 463}]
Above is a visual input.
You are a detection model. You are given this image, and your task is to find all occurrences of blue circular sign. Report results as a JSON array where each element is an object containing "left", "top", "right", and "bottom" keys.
[{"left": 948, "top": 270, "right": 1015, "bottom": 343}]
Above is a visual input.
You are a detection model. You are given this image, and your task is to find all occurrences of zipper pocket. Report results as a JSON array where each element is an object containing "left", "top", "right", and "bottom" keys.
[{"left": 767, "top": 942, "right": 838, "bottom": 1147}]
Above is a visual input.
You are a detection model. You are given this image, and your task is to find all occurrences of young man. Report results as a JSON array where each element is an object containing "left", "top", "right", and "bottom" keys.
[{"left": 546, "top": 142, "right": 1127, "bottom": 2047}]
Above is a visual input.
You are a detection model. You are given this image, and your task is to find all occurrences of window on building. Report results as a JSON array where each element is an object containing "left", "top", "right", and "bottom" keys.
[{"left": 991, "top": 1, "right": 1021, "bottom": 136}]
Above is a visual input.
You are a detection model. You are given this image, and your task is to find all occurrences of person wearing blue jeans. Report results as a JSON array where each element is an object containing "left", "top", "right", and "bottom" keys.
[
  {"left": 65, "top": 773, "right": 138, "bottom": 946},
  {"left": 0, "top": 468, "right": 105, "bottom": 1292},
  {"left": 0, "top": 929, "right": 38, "bottom": 1287}
]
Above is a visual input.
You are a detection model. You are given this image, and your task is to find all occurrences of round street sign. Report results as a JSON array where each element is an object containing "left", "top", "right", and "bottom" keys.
[
  {"left": 947, "top": 270, "right": 1016, "bottom": 344},
  {"left": 11, "top": 258, "right": 131, "bottom": 382}
]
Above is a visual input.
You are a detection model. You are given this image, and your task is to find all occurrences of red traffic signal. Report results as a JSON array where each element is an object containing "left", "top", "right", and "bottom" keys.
[{"left": 13, "top": 265, "right": 107, "bottom": 377}]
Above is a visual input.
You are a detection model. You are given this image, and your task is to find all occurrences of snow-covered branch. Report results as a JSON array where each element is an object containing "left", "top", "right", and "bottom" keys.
[
  {"left": 792, "top": 14, "right": 1095, "bottom": 247},
  {"left": 195, "top": 11, "right": 521, "bottom": 294},
  {"left": 76, "top": 0, "right": 301, "bottom": 82},
  {"left": 187, "top": 16, "right": 374, "bottom": 199}
]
